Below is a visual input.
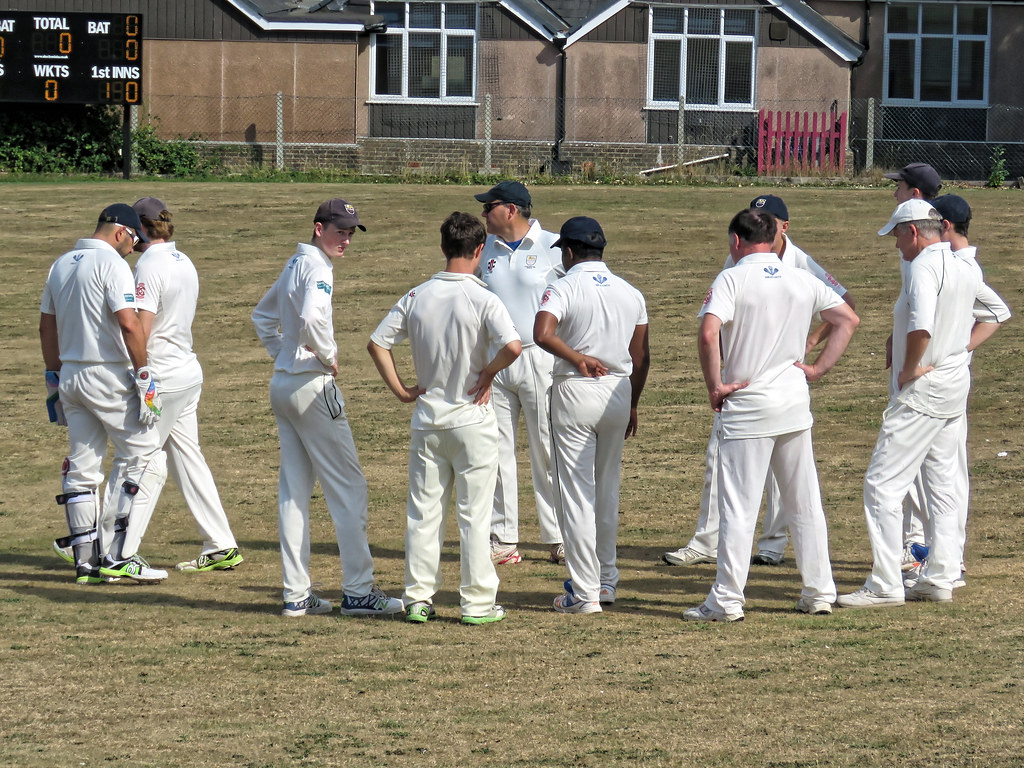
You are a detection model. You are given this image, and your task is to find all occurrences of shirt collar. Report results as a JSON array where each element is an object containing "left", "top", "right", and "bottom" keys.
[{"left": 433, "top": 271, "right": 488, "bottom": 287}]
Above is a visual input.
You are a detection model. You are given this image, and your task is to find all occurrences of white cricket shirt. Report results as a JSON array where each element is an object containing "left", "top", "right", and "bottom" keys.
[
  {"left": 891, "top": 241, "right": 999, "bottom": 417},
  {"left": 538, "top": 261, "right": 648, "bottom": 379},
  {"left": 371, "top": 271, "right": 520, "bottom": 430},
  {"left": 724, "top": 235, "right": 847, "bottom": 297},
  {"left": 700, "top": 252, "right": 844, "bottom": 439},
  {"left": 252, "top": 243, "right": 338, "bottom": 374},
  {"left": 133, "top": 242, "right": 203, "bottom": 392},
  {"left": 40, "top": 238, "right": 136, "bottom": 365},
  {"left": 479, "top": 219, "right": 562, "bottom": 346}
]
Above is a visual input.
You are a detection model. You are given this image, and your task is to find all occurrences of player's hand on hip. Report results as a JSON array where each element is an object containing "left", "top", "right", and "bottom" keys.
[
  {"left": 44, "top": 370, "right": 67, "bottom": 426},
  {"left": 709, "top": 381, "right": 747, "bottom": 412},
  {"left": 398, "top": 384, "right": 426, "bottom": 403},
  {"left": 897, "top": 364, "right": 933, "bottom": 390},
  {"left": 576, "top": 355, "right": 608, "bottom": 378},
  {"left": 134, "top": 366, "right": 163, "bottom": 426},
  {"left": 469, "top": 372, "right": 495, "bottom": 405},
  {"left": 794, "top": 360, "right": 822, "bottom": 383}
]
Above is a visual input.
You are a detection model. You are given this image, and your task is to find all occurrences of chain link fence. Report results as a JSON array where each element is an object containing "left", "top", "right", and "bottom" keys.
[{"left": 138, "top": 91, "right": 1024, "bottom": 182}]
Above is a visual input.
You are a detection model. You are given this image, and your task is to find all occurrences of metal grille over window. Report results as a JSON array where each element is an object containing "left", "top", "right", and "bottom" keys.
[{"left": 884, "top": 2, "right": 989, "bottom": 105}]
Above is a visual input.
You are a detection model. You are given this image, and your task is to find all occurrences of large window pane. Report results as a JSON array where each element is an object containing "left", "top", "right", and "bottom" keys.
[
  {"left": 887, "top": 4, "right": 917, "bottom": 34},
  {"left": 724, "top": 41, "right": 752, "bottom": 103},
  {"left": 888, "top": 39, "right": 915, "bottom": 99},
  {"left": 724, "top": 9, "right": 755, "bottom": 36},
  {"left": 957, "top": 5, "right": 988, "bottom": 36},
  {"left": 920, "top": 38, "right": 952, "bottom": 101},
  {"left": 652, "top": 7, "right": 684, "bottom": 35},
  {"left": 688, "top": 8, "right": 718, "bottom": 35},
  {"left": 375, "top": 2, "right": 405, "bottom": 26},
  {"left": 409, "top": 2, "right": 440, "bottom": 28},
  {"left": 447, "top": 36, "right": 473, "bottom": 97},
  {"left": 408, "top": 32, "right": 441, "bottom": 97},
  {"left": 958, "top": 40, "right": 986, "bottom": 100},
  {"left": 921, "top": 4, "right": 953, "bottom": 34},
  {"left": 652, "top": 39, "right": 681, "bottom": 101},
  {"left": 686, "top": 38, "right": 719, "bottom": 105},
  {"left": 375, "top": 34, "right": 403, "bottom": 95},
  {"left": 445, "top": 3, "right": 475, "bottom": 30}
]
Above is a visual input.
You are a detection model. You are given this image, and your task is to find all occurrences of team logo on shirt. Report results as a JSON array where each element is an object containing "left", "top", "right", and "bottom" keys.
[
  {"left": 136, "top": 282, "right": 146, "bottom": 299},
  {"left": 702, "top": 288, "right": 712, "bottom": 305},
  {"left": 408, "top": 290, "right": 416, "bottom": 298},
  {"left": 72, "top": 253, "right": 84, "bottom": 263},
  {"left": 592, "top": 275, "right": 608, "bottom": 286},
  {"left": 825, "top": 273, "right": 839, "bottom": 287},
  {"left": 316, "top": 280, "right": 332, "bottom": 295},
  {"left": 541, "top": 289, "right": 551, "bottom": 305},
  {"left": 487, "top": 259, "right": 497, "bottom": 274},
  {"left": 763, "top": 266, "right": 780, "bottom": 278},
  {"left": 525, "top": 254, "right": 537, "bottom": 268}
]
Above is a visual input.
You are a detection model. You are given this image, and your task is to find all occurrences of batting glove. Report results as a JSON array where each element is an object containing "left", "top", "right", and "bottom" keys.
[
  {"left": 45, "top": 370, "right": 67, "bottom": 426},
  {"left": 134, "top": 366, "right": 163, "bottom": 425}
]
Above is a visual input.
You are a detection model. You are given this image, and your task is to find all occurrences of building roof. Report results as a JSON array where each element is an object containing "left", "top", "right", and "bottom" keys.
[{"left": 223, "top": 0, "right": 864, "bottom": 61}]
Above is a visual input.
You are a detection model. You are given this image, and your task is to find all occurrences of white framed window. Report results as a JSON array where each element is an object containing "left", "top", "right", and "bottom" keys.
[
  {"left": 370, "top": 2, "right": 477, "bottom": 102},
  {"left": 884, "top": 2, "right": 989, "bottom": 105},
  {"left": 647, "top": 6, "right": 756, "bottom": 110}
]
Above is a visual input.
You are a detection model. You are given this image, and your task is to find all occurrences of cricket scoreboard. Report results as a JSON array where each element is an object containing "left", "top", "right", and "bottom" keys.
[{"left": 0, "top": 12, "right": 142, "bottom": 104}]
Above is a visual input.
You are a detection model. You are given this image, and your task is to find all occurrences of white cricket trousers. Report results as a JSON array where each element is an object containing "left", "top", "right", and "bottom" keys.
[
  {"left": 687, "top": 412, "right": 789, "bottom": 557},
  {"left": 903, "top": 413, "right": 970, "bottom": 561},
  {"left": 270, "top": 371, "right": 374, "bottom": 603},
  {"left": 404, "top": 415, "right": 500, "bottom": 615},
  {"left": 863, "top": 401, "right": 964, "bottom": 595},
  {"left": 491, "top": 345, "right": 561, "bottom": 545},
  {"left": 551, "top": 375, "right": 631, "bottom": 603},
  {"left": 154, "top": 382, "right": 237, "bottom": 554},
  {"left": 60, "top": 362, "right": 164, "bottom": 558},
  {"left": 705, "top": 429, "right": 835, "bottom": 616}
]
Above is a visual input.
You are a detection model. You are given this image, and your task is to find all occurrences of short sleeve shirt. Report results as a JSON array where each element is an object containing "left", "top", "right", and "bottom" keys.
[
  {"left": 134, "top": 241, "right": 203, "bottom": 392},
  {"left": 700, "top": 252, "right": 844, "bottom": 439},
  {"left": 371, "top": 272, "right": 520, "bottom": 430},
  {"left": 539, "top": 261, "right": 648, "bottom": 379},
  {"left": 40, "top": 238, "right": 136, "bottom": 365}
]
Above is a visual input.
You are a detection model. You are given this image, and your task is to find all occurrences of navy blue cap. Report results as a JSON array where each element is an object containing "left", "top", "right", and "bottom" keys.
[
  {"left": 98, "top": 203, "right": 150, "bottom": 243},
  {"left": 553, "top": 216, "right": 606, "bottom": 249},
  {"left": 884, "top": 163, "right": 942, "bottom": 198},
  {"left": 315, "top": 198, "right": 365, "bottom": 231},
  {"left": 749, "top": 194, "right": 789, "bottom": 222},
  {"left": 931, "top": 194, "right": 971, "bottom": 224},
  {"left": 474, "top": 180, "right": 531, "bottom": 208}
]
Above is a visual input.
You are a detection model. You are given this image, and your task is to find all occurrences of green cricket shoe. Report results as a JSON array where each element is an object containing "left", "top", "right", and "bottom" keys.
[
  {"left": 176, "top": 547, "right": 244, "bottom": 572},
  {"left": 461, "top": 605, "right": 506, "bottom": 625}
]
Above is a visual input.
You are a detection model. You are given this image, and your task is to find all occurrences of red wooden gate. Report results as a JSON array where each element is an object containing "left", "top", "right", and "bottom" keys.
[{"left": 757, "top": 109, "right": 847, "bottom": 175}]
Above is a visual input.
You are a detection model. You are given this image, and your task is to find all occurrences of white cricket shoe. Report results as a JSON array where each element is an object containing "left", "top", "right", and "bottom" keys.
[
  {"left": 662, "top": 547, "right": 716, "bottom": 566},
  {"left": 837, "top": 587, "right": 904, "bottom": 608},
  {"left": 795, "top": 597, "right": 833, "bottom": 615}
]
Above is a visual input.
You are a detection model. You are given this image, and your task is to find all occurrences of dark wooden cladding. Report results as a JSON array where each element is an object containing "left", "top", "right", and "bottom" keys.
[
  {"left": 0, "top": 0, "right": 360, "bottom": 42},
  {"left": 480, "top": 3, "right": 543, "bottom": 41},
  {"left": 581, "top": 4, "right": 646, "bottom": 43}
]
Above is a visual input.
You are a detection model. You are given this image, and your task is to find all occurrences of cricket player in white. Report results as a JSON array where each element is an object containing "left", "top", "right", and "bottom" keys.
[
  {"left": 475, "top": 181, "right": 564, "bottom": 565},
  {"left": 534, "top": 216, "right": 650, "bottom": 614},
  {"left": 130, "top": 197, "right": 243, "bottom": 572},
  {"left": 684, "top": 208, "right": 859, "bottom": 622},
  {"left": 664, "top": 194, "right": 855, "bottom": 568},
  {"left": 368, "top": 212, "right": 522, "bottom": 625},
  {"left": 253, "top": 199, "right": 401, "bottom": 618},
  {"left": 40, "top": 203, "right": 168, "bottom": 584},
  {"left": 839, "top": 199, "right": 1002, "bottom": 608}
]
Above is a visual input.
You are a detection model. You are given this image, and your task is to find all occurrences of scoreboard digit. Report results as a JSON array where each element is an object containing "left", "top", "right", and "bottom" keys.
[{"left": 0, "top": 12, "right": 143, "bottom": 104}]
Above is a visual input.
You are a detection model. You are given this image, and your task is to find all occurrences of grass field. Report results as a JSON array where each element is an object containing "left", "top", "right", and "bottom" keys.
[{"left": 2, "top": 181, "right": 1022, "bottom": 768}]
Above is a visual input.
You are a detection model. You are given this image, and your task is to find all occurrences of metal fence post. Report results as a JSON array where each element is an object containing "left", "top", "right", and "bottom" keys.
[
  {"left": 276, "top": 92, "right": 284, "bottom": 171},
  {"left": 865, "top": 97, "right": 875, "bottom": 171},
  {"left": 676, "top": 98, "right": 686, "bottom": 166},
  {"left": 484, "top": 93, "right": 492, "bottom": 173},
  {"left": 129, "top": 104, "right": 139, "bottom": 177}
]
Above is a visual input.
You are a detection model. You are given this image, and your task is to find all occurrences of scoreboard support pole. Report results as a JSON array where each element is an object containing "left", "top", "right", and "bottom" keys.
[{"left": 122, "top": 105, "right": 132, "bottom": 180}]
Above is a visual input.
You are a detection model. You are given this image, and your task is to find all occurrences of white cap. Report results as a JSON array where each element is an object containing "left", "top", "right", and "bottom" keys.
[{"left": 878, "top": 199, "right": 941, "bottom": 236}]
